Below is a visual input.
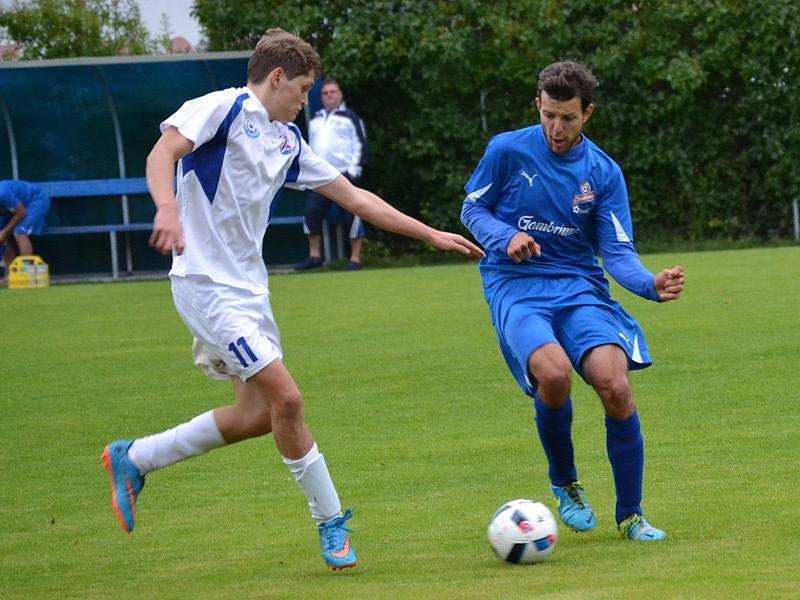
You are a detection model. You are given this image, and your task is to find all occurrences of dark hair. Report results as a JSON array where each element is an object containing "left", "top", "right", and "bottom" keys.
[
  {"left": 537, "top": 61, "right": 598, "bottom": 111},
  {"left": 321, "top": 78, "right": 340, "bottom": 89},
  {"left": 247, "top": 28, "right": 322, "bottom": 84}
]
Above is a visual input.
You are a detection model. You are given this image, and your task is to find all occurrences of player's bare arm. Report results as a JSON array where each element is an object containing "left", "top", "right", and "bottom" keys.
[
  {"left": 146, "top": 127, "right": 194, "bottom": 255},
  {"left": 507, "top": 231, "right": 542, "bottom": 263},
  {"left": 316, "top": 175, "right": 484, "bottom": 258},
  {"left": 654, "top": 265, "right": 685, "bottom": 301}
]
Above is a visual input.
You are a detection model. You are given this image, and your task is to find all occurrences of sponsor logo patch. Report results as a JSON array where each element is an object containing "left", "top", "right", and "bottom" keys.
[
  {"left": 279, "top": 134, "right": 295, "bottom": 155},
  {"left": 518, "top": 216, "right": 579, "bottom": 237}
]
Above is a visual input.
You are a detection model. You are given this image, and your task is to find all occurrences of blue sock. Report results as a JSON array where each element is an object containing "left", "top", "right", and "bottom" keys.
[
  {"left": 534, "top": 394, "right": 577, "bottom": 487},
  {"left": 605, "top": 410, "right": 644, "bottom": 524}
]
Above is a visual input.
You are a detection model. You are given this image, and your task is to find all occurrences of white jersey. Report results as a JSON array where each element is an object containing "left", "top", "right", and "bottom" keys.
[
  {"left": 162, "top": 86, "right": 340, "bottom": 294},
  {"left": 307, "top": 102, "right": 367, "bottom": 178}
]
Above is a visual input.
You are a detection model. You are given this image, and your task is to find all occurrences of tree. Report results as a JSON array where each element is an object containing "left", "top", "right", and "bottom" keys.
[
  {"left": 0, "top": 0, "right": 154, "bottom": 59},
  {"left": 196, "top": 0, "right": 800, "bottom": 248}
]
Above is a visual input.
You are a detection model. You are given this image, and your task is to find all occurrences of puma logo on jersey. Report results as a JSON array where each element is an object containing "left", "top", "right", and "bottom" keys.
[{"left": 520, "top": 170, "right": 538, "bottom": 187}]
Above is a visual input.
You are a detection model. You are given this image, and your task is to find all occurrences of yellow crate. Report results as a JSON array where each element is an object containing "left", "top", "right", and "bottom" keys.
[{"left": 8, "top": 255, "right": 49, "bottom": 289}]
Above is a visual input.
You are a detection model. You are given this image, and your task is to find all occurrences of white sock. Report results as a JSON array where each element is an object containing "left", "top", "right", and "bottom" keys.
[
  {"left": 127, "top": 410, "right": 226, "bottom": 475},
  {"left": 282, "top": 443, "right": 342, "bottom": 524}
]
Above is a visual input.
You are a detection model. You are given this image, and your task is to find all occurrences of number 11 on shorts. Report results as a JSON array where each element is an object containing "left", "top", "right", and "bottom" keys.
[{"left": 228, "top": 336, "right": 258, "bottom": 367}]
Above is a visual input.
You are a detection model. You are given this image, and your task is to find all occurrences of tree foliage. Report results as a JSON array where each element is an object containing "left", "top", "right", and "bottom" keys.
[
  {"left": 0, "top": 0, "right": 154, "bottom": 59},
  {"left": 200, "top": 0, "right": 800, "bottom": 248}
]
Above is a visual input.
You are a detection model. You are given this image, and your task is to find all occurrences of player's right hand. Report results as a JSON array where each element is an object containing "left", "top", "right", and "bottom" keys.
[
  {"left": 507, "top": 232, "right": 541, "bottom": 263},
  {"left": 149, "top": 204, "right": 185, "bottom": 255}
]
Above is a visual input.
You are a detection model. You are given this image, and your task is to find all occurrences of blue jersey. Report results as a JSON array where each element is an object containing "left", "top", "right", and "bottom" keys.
[
  {"left": 0, "top": 180, "right": 48, "bottom": 213},
  {"left": 461, "top": 125, "right": 654, "bottom": 299}
]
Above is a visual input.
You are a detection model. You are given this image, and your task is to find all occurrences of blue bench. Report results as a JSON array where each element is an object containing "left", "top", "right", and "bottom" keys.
[
  {"left": 36, "top": 177, "right": 304, "bottom": 279},
  {"left": 37, "top": 177, "right": 154, "bottom": 279}
]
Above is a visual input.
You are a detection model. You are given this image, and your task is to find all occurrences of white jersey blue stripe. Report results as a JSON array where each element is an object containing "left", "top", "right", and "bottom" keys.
[{"left": 162, "top": 86, "right": 340, "bottom": 294}]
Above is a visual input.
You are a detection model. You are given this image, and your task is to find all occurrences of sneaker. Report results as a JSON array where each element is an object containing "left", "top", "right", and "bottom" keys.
[
  {"left": 295, "top": 257, "right": 323, "bottom": 271},
  {"left": 101, "top": 440, "right": 145, "bottom": 533},
  {"left": 345, "top": 261, "right": 362, "bottom": 271},
  {"left": 551, "top": 481, "right": 596, "bottom": 532},
  {"left": 319, "top": 509, "right": 357, "bottom": 570},
  {"left": 618, "top": 514, "right": 667, "bottom": 541}
]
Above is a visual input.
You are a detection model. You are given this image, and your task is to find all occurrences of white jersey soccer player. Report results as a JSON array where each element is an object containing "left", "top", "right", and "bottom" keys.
[
  {"left": 164, "top": 86, "right": 341, "bottom": 379},
  {"left": 102, "top": 28, "right": 482, "bottom": 572}
]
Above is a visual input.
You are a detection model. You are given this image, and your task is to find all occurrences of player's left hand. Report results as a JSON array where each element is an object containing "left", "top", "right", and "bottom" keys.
[
  {"left": 654, "top": 265, "right": 684, "bottom": 301},
  {"left": 150, "top": 203, "right": 185, "bottom": 256},
  {"left": 428, "top": 230, "right": 485, "bottom": 258}
]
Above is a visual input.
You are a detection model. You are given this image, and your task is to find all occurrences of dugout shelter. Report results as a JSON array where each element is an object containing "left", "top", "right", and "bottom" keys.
[{"left": 0, "top": 52, "right": 323, "bottom": 278}]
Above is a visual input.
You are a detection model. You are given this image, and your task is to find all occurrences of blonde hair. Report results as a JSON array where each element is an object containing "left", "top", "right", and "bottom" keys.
[{"left": 247, "top": 28, "right": 322, "bottom": 84}]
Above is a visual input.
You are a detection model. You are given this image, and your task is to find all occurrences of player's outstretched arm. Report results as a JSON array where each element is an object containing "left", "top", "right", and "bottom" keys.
[
  {"left": 315, "top": 175, "right": 484, "bottom": 258},
  {"left": 654, "top": 266, "right": 685, "bottom": 301},
  {"left": 146, "top": 127, "right": 194, "bottom": 256}
]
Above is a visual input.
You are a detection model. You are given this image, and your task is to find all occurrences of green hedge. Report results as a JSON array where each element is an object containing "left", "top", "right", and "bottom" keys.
[{"left": 194, "top": 0, "right": 800, "bottom": 251}]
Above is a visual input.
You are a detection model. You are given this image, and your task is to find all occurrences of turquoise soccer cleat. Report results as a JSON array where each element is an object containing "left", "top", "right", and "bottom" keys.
[
  {"left": 319, "top": 509, "right": 357, "bottom": 570},
  {"left": 102, "top": 440, "right": 145, "bottom": 533},
  {"left": 551, "top": 481, "right": 596, "bottom": 532},
  {"left": 618, "top": 514, "right": 667, "bottom": 541}
]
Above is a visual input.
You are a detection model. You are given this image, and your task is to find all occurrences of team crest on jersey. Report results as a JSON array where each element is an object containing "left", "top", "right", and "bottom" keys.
[
  {"left": 243, "top": 119, "right": 260, "bottom": 139},
  {"left": 572, "top": 181, "right": 596, "bottom": 214},
  {"left": 573, "top": 181, "right": 596, "bottom": 204},
  {"left": 279, "top": 134, "right": 295, "bottom": 155}
]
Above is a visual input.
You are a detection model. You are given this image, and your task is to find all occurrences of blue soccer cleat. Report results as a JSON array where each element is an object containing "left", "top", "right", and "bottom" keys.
[
  {"left": 618, "top": 514, "right": 667, "bottom": 541},
  {"left": 551, "top": 481, "right": 596, "bottom": 532},
  {"left": 102, "top": 440, "right": 144, "bottom": 533},
  {"left": 319, "top": 509, "right": 357, "bottom": 570}
]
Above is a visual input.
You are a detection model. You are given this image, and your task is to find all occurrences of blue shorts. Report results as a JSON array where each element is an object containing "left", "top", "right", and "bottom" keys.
[{"left": 484, "top": 274, "right": 651, "bottom": 397}]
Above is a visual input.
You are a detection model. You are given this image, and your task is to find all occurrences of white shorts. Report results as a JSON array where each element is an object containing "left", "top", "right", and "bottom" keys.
[{"left": 171, "top": 275, "right": 283, "bottom": 381}]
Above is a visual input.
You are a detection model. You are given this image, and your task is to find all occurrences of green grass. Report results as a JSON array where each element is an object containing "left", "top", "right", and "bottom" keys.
[{"left": 1, "top": 246, "right": 798, "bottom": 599}]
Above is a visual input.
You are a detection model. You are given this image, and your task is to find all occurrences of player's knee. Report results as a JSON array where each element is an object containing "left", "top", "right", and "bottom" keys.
[
  {"left": 593, "top": 375, "right": 632, "bottom": 415},
  {"left": 533, "top": 363, "right": 572, "bottom": 396},
  {"left": 271, "top": 389, "right": 305, "bottom": 422}
]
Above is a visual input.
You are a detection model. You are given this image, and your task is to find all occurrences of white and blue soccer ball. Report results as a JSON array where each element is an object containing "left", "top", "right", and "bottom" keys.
[{"left": 488, "top": 498, "right": 558, "bottom": 563}]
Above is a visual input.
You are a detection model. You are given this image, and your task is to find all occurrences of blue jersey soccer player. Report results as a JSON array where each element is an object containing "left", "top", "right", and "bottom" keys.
[
  {"left": 101, "top": 28, "right": 482, "bottom": 572},
  {"left": 461, "top": 61, "right": 684, "bottom": 541}
]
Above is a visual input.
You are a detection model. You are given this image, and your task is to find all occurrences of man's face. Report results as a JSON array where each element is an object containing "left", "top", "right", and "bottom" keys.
[
  {"left": 320, "top": 83, "right": 343, "bottom": 112},
  {"left": 535, "top": 91, "right": 593, "bottom": 154},
  {"left": 272, "top": 70, "right": 315, "bottom": 122}
]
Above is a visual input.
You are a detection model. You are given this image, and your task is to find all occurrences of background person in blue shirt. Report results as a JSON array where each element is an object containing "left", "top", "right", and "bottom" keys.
[
  {"left": 461, "top": 61, "right": 684, "bottom": 542},
  {"left": 0, "top": 180, "right": 51, "bottom": 281}
]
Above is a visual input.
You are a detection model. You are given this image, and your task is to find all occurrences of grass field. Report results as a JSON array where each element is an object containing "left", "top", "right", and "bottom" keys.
[{"left": 1, "top": 246, "right": 798, "bottom": 599}]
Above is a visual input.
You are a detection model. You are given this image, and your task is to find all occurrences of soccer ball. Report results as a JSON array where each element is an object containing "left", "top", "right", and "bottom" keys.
[{"left": 487, "top": 498, "right": 558, "bottom": 563}]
